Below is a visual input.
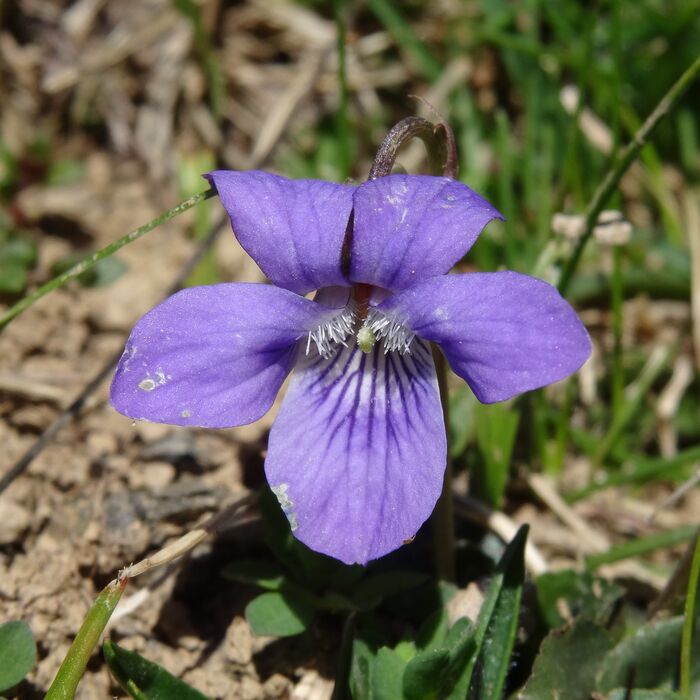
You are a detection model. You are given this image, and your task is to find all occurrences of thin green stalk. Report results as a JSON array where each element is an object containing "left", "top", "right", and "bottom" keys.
[
  {"left": 333, "top": 0, "right": 351, "bottom": 180},
  {"left": 680, "top": 531, "right": 700, "bottom": 697},
  {"left": 558, "top": 53, "right": 700, "bottom": 294},
  {"left": 172, "top": 0, "right": 225, "bottom": 121},
  {"left": 495, "top": 110, "right": 517, "bottom": 267},
  {"left": 611, "top": 245, "right": 625, "bottom": 419},
  {"left": 609, "top": 0, "right": 624, "bottom": 421},
  {"left": 45, "top": 577, "right": 127, "bottom": 699},
  {"left": 586, "top": 525, "right": 697, "bottom": 570},
  {"left": 0, "top": 189, "right": 215, "bottom": 331}
]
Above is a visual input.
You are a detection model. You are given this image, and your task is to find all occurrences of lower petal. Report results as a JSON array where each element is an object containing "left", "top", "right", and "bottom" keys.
[{"left": 265, "top": 340, "right": 446, "bottom": 565}]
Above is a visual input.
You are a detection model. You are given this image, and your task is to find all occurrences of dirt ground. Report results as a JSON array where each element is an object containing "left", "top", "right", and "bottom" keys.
[{"left": 1, "top": 1, "right": 699, "bottom": 698}]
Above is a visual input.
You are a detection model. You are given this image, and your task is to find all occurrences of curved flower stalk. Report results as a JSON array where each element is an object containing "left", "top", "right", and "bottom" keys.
[{"left": 111, "top": 170, "right": 591, "bottom": 565}]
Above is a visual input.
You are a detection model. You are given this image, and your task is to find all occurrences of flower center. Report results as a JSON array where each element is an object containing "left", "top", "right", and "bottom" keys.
[
  {"left": 361, "top": 307, "right": 415, "bottom": 355},
  {"left": 306, "top": 285, "right": 414, "bottom": 359}
]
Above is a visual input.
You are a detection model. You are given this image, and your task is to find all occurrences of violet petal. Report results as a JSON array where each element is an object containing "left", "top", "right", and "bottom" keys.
[
  {"left": 206, "top": 170, "right": 355, "bottom": 294},
  {"left": 350, "top": 175, "right": 503, "bottom": 290},
  {"left": 265, "top": 340, "right": 446, "bottom": 565},
  {"left": 110, "top": 283, "right": 327, "bottom": 428},
  {"left": 378, "top": 271, "right": 592, "bottom": 403}
]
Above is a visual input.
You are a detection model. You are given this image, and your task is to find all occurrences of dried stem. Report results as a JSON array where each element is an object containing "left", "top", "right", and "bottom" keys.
[{"left": 368, "top": 116, "right": 458, "bottom": 180}]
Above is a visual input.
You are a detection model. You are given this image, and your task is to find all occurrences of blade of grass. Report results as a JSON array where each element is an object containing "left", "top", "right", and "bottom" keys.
[
  {"left": 365, "top": 0, "right": 441, "bottom": 81},
  {"left": 172, "top": 0, "right": 225, "bottom": 121},
  {"left": 610, "top": 245, "right": 625, "bottom": 419},
  {"left": 466, "top": 525, "right": 528, "bottom": 698},
  {"left": 680, "top": 530, "right": 700, "bottom": 697},
  {"left": 593, "top": 344, "right": 673, "bottom": 465},
  {"left": 609, "top": 0, "right": 625, "bottom": 421},
  {"left": 333, "top": 0, "right": 351, "bottom": 180},
  {"left": 0, "top": 188, "right": 215, "bottom": 331},
  {"left": 494, "top": 110, "right": 517, "bottom": 267},
  {"left": 566, "top": 443, "right": 700, "bottom": 502},
  {"left": 44, "top": 577, "right": 127, "bottom": 699},
  {"left": 558, "top": 53, "right": 700, "bottom": 294},
  {"left": 586, "top": 525, "right": 697, "bottom": 570}
]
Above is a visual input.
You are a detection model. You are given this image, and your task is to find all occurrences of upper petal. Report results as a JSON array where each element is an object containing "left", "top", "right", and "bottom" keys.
[
  {"left": 265, "top": 340, "right": 446, "bottom": 565},
  {"left": 378, "top": 271, "right": 592, "bottom": 403},
  {"left": 206, "top": 170, "right": 355, "bottom": 294},
  {"left": 349, "top": 175, "right": 503, "bottom": 290},
  {"left": 111, "top": 283, "right": 329, "bottom": 428}
]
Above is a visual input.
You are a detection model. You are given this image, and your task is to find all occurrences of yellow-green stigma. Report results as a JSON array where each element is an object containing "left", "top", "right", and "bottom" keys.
[{"left": 356, "top": 326, "right": 376, "bottom": 353}]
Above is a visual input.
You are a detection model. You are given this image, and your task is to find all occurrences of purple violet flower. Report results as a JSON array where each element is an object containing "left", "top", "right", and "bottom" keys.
[{"left": 111, "top": 171, "right": 591, "bottom": 565}]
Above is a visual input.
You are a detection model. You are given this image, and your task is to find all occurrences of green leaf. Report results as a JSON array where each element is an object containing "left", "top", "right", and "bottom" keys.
[
  {"left": 473, "top": 402, "right": 520, "bottom": 508},
  {"left": 1, "top": 237, "right": 37, "bottom": 267},
  {"left": 518, "top": 619, "right": 615, "bottom": 700},
  {"left": 349, "top": 636, "right": 375, "bottom": 700},
  {"left": 0, "top": 141, "right": 17, "bottom": 190},
  {"left": 535, "top": 570, "right": 624, "bottom": 629},
  {"left": 606, "top": 691, "right": 687, "bottom": 700},
  {"left": 468, "top": 525, "right": 528, "bottom": 699},
  {"left": 415, "top": 607, "right": 449, "bottom": 652},
  {"left": 442, "top": 619, "right": 477, "bottom": 700},
  {"left": 245, "top": 591, "right": 317, "bottom": 637},
  {"left": 0, "top": 262, "right": 28, "bottom": 294},
  {"left": 597, "top": 616, "right": 700, "bottom": 693},
  {"left": 0, "top": 621, "right": 36, "bottom": 693},
  {"left": 220, "top": 558, "right": 287, "bottom": 590},
  {"left": 0, "top": 236, "right": 38, "bottom": 294},
  {"left": 372, "top": 647, "right": 407, "bottom": 700},
  {"left": 402, "top": 648, "right": 451, "bottom": 700},
  {"left": 46, "top": 158, "right": 86, "bottom": 186},
  {"left": 449, "top": 387, "right": 477, "bottom": 456},
  {"left": 103, "top": 640, "right": 210, "bottom": 699}
]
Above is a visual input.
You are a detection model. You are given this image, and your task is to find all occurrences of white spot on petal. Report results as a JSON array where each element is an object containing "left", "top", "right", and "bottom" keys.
[
  {"left": 138, "top": 378, "right": 157, "bottom": 392},
  {"left": 271, "top": 483, "right": 298, "bottom": 531}
]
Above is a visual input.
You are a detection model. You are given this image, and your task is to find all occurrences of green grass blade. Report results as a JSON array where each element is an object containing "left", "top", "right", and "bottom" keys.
[
  {"left": 44, "top": 577, "right": 127, "bottom": 699},
  {"left": 558, "top": 53, "right": 700, "bottom": 294},
  {"left": 586, "top": 526, "right": 697, "bottom": 570},
  {"left": 0, "top": 189, "right": 215, "bottom": 332},
  {"left": 680, "top": 531, "right": 700, "bottom": 697},
  {"left": 365, "top": 0, "right": 441, "bottom": 81}
]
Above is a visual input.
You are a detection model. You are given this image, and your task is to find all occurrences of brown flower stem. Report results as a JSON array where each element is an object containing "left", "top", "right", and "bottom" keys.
[{"left": 368, "top": 116, "right": 458, "bottom": 180}]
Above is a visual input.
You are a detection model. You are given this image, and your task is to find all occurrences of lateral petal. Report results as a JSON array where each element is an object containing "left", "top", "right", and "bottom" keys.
[
  {"left": 378, "top": 271, "right": 592, "bottom": 403},
  {"left": 111, "top": 283, "right": 328, "bottom": 428},
  {"left": 265, "top": 341, "right": 446, "bottom": 565},
  {"left": 350, "top": 175, "right": 503, "bottom": 290},
  {"left": 205, "top": 170, "right": 355, "bottom": 294}
]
